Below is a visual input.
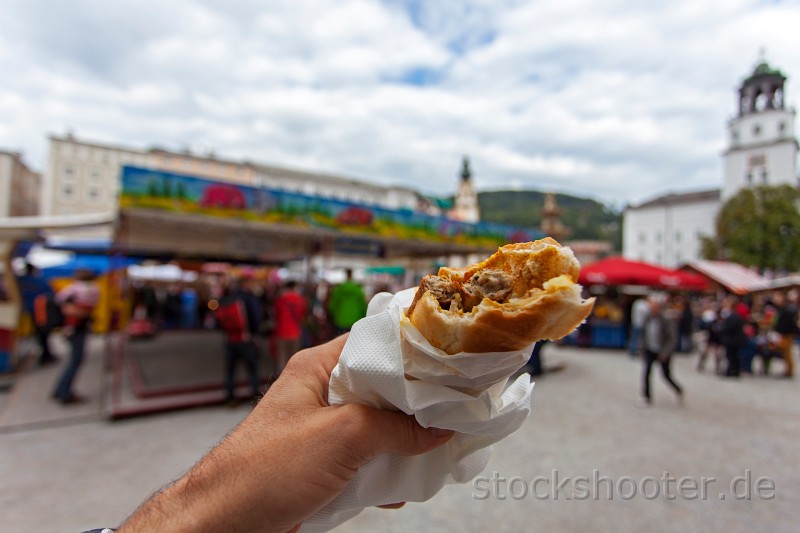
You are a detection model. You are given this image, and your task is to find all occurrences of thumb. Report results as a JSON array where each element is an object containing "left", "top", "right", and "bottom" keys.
[{"left": 341, "top": 404, "right": 454, "bottom": 460}]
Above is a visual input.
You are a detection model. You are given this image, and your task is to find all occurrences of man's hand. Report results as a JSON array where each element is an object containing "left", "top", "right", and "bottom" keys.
[{"left": 119, "top": 334, "right": 453, "bottom": 533}]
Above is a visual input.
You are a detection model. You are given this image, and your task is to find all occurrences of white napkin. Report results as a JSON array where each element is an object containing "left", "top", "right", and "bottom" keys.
[{"left": 300, "top": 288, "right": 535, "bottom": 532}]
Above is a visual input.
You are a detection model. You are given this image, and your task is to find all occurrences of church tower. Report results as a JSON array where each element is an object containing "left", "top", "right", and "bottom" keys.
[
  {"left": 449, "top": 156, "right": 480, "bottom": 223},
  {"left": 723, "top": 58, "right": 799, "bottom": 201},
  {"left": 540, "top": 192, "right": 568, "bottom": 241}
]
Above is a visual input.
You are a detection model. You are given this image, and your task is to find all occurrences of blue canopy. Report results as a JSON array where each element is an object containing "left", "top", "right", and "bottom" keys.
[{"left": 40, "top": 254, "right": 139, "bottom": 280}]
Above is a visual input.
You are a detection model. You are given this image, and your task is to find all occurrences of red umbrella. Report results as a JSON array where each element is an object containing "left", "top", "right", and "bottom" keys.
[{"left": 579, "top": 256, "right": 707, "bottom": 291}]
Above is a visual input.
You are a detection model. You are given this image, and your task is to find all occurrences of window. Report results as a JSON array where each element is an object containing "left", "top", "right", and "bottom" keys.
[
  {"left": 63, "top": 164, "right": 75, "bottom": 180},
  {"left": 88, "top": 187, "right": 101, "bottom": 202},
  {"left": 779, "top": 122, "right": 786, "bottom": 135},
  {"left": 675, "top": 231, "right": 681, "bottom": 242},
  {"left": 639, "top": 232, "right": 646, "bottom": 244},
  {"left": 656, "top": 231, "right": 662, "bottom": 243},
  {"left": 731, "top": 130, "right": 739, "bottom": 143},
  {"left": 62, "top": 184, "right": 74, "bottom": 200},
  {"left": 753, "top": 124, "right": 761, "bottom": 136},
  {"left": 746, "top": 171, "right": 753, "bottom": 185},
  {"left": 761, "top": 169, "right": 768, "bottom": 183},
  {"left": 90, "top": 167, "right": 101, "bottom": 181}
]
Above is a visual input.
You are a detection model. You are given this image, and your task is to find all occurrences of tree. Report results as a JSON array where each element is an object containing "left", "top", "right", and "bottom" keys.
[{"left": 706, "top": 184, "right": 800, "bottom": 272}]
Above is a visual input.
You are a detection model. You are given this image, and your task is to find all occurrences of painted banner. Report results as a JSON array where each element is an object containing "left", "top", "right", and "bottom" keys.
[{"left": 119, "top": 166, "right": 541, "bottom": 248}]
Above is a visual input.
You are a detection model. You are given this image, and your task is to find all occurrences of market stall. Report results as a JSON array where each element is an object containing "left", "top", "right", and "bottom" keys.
[{"left": 575, "top": 256, "right": 708, "bottom": 349}]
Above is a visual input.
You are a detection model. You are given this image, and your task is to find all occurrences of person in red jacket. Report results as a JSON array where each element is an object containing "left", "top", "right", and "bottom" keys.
[{"left": 274, "top": 280, "right": 307, "bottom": 373}]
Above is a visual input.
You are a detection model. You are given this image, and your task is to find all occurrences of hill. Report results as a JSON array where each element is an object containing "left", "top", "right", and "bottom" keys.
[{"left": 477, "top": 190, "right": 622, "bottom": 250}]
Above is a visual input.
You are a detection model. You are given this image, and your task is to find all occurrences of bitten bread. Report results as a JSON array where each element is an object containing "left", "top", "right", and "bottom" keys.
[{"left": 406, "top": 238, "right": 594, "bottom": 354}]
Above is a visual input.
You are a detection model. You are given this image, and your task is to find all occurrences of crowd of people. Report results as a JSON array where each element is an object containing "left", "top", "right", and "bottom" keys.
[
  {"left": 627, "top": 289, "right": 798, "bottom": 405},
  {"left": 694, "top": 291, "right": 798, "bottom": 379},
  {"left": 17, "top": 262, "right": 376, "bottom": 407}
]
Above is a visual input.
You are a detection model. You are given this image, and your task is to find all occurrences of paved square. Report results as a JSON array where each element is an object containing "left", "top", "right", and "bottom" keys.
[{"left": 1, "top": 343, "right": 797, "bottom": 532}]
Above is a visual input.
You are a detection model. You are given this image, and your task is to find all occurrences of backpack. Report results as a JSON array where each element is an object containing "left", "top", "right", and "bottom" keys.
[
  {"left": 215, "top": 296, "right": 250, "bottom": 342},
  {"left": 33, "top": 293, "right": 63, "bottom": 331}
]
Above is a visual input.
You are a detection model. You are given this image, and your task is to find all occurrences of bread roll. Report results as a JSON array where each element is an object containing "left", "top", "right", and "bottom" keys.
[{"left": 406, "top": 238, "right": 594, "bottom": 354}]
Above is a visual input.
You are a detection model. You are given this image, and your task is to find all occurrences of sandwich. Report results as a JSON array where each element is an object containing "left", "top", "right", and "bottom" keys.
[{"left": 406, "top": 238, "right": 594, "bottom": 354}]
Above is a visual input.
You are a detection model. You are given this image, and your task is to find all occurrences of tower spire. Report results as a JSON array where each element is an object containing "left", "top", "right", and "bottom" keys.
[{"left": 460, "top": 155, "right": 471, "bottom": 182}]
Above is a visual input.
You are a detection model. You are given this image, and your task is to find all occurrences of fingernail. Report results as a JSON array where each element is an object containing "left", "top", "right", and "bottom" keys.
[{"left": 430, "top": 427, "right": 454, "bottom": 438}]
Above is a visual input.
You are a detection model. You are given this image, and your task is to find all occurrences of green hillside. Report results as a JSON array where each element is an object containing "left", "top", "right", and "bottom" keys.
[{"left": 477, "top": 190, "right": 622, "bottom": 250}]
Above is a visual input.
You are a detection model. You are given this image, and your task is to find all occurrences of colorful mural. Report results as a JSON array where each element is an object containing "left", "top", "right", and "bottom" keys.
[{"left": 119, "top": 166, "right": 541, "bottom": 248}]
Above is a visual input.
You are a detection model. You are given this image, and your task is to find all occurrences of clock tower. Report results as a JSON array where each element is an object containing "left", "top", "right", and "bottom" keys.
[{"left": 723, "top": 59, "right": 799, "bottom": 201}]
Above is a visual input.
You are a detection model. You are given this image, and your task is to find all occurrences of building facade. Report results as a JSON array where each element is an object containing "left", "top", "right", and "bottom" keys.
[
  {"left": 43, "top": 134, "right": 421, "bottom": 218},
  {"left": 0, "top": 150, "right": 41, "bottom": 217},
  {"left": 623, "top": 190, "right": 719, "bottom": 267},
  {"left": 624, "top": 60, "right": 799, "bottom": 268}
]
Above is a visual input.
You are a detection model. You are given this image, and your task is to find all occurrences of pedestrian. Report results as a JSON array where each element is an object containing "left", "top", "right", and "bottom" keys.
[
  {"left": 641, "top": 296, "right": 683, "bottom": 405},
  {"left": 215, "top": 279, "right": 261, "bottom": 406},
  {"left": 719, "top": 295, "right": 747, "bottom": 378},
  {"left": 628, "top": 296, "right": 649, "bottom": 356},
  {"left": 771, "top": 291, "right": 798, "bottom": 378},
  {"left": 697, "top": 303, "right": 722, "bottom": 373},
  {"left": 52, "top": 268, "right": 99, "bottom": 404},
  {"left": 274, "top": 280, "right": 307, "bottom": 373},
  {"left": 327, "top": 268, "right": 367, "bottom": 335},
  {"left": 17, "top": 262, "right": 58, "bottom": 365}
]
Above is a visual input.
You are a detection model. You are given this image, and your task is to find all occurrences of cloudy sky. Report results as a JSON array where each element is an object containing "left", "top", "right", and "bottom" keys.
[{"left": 1, "top": 0, "right": 799, "bottom": 206}]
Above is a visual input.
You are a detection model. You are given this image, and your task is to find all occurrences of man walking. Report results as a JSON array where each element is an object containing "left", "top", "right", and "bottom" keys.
[
  {"left": 52, "top": 268, "right": 99, "bottom": 404},
  {"left": 641, "top": 297, "right": 683, "bottom": 405}
]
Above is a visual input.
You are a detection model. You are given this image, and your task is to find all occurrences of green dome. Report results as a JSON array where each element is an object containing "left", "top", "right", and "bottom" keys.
[{"left": 746, "top": 61, "right": 786, "bottom": 83}]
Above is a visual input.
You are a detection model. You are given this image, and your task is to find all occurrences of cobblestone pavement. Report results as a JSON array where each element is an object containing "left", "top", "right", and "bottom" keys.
[{"left": 1, "top": 344, "right": 798, "bottom": 532}]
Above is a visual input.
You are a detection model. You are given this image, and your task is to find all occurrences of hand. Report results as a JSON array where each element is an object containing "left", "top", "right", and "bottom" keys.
[{"left": 119, "top": 334, "right": 454, "bottom": 533}]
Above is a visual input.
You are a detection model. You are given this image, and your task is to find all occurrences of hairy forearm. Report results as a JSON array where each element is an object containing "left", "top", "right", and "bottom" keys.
[{"left": 119, "top": 431, "right": 269, "bottom": 532}]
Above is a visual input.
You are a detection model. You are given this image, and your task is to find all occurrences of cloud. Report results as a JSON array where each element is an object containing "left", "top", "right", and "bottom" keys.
[{"left": 1, "top": 0, "right": 799, "bottom": 206}]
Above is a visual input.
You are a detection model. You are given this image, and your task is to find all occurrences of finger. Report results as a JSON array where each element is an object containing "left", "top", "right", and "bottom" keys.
[
  {"left": 377, "top": 502, "right": 406, "bottom": 510},
  {"left": 276, "top": 334, "right": 349, "bottom": 406},
  {"left": 340, "top": 404, "right": 454, "bottom": 459},
  {"left": 315, "top": 333, "right": 350, "bottom": 376},
  {"left": 291, "top": 333, "right": 349, "bottom": 377}
]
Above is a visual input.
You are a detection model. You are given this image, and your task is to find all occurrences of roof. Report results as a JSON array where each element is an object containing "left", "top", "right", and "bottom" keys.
[
  {"left": 749, "top": 274, "right": 800, "bottom": 293},
  {"left": 681, "top": 260, "right": 767, "bottom": 295},
  {"left": 744, "top": 61, "right": 786, "bottom": 84},
  {"left": 579, "top": 256, "right": 707, "bottom": 290},
  {"left": 628, "top": 188, "right": 720, "bottom": 210}
]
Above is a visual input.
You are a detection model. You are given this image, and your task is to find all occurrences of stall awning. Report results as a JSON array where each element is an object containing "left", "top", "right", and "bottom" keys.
[
  {"left": 579, "top": 256, "right": 708, "bottom": 291},
  {"left": 681, "top": 260, "right": 766, "bottom": 295}
]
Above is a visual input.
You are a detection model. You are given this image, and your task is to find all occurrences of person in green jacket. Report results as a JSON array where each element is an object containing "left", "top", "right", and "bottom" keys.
[{"left": 327, "top": 269, "right": 367, "bottom": 335}]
